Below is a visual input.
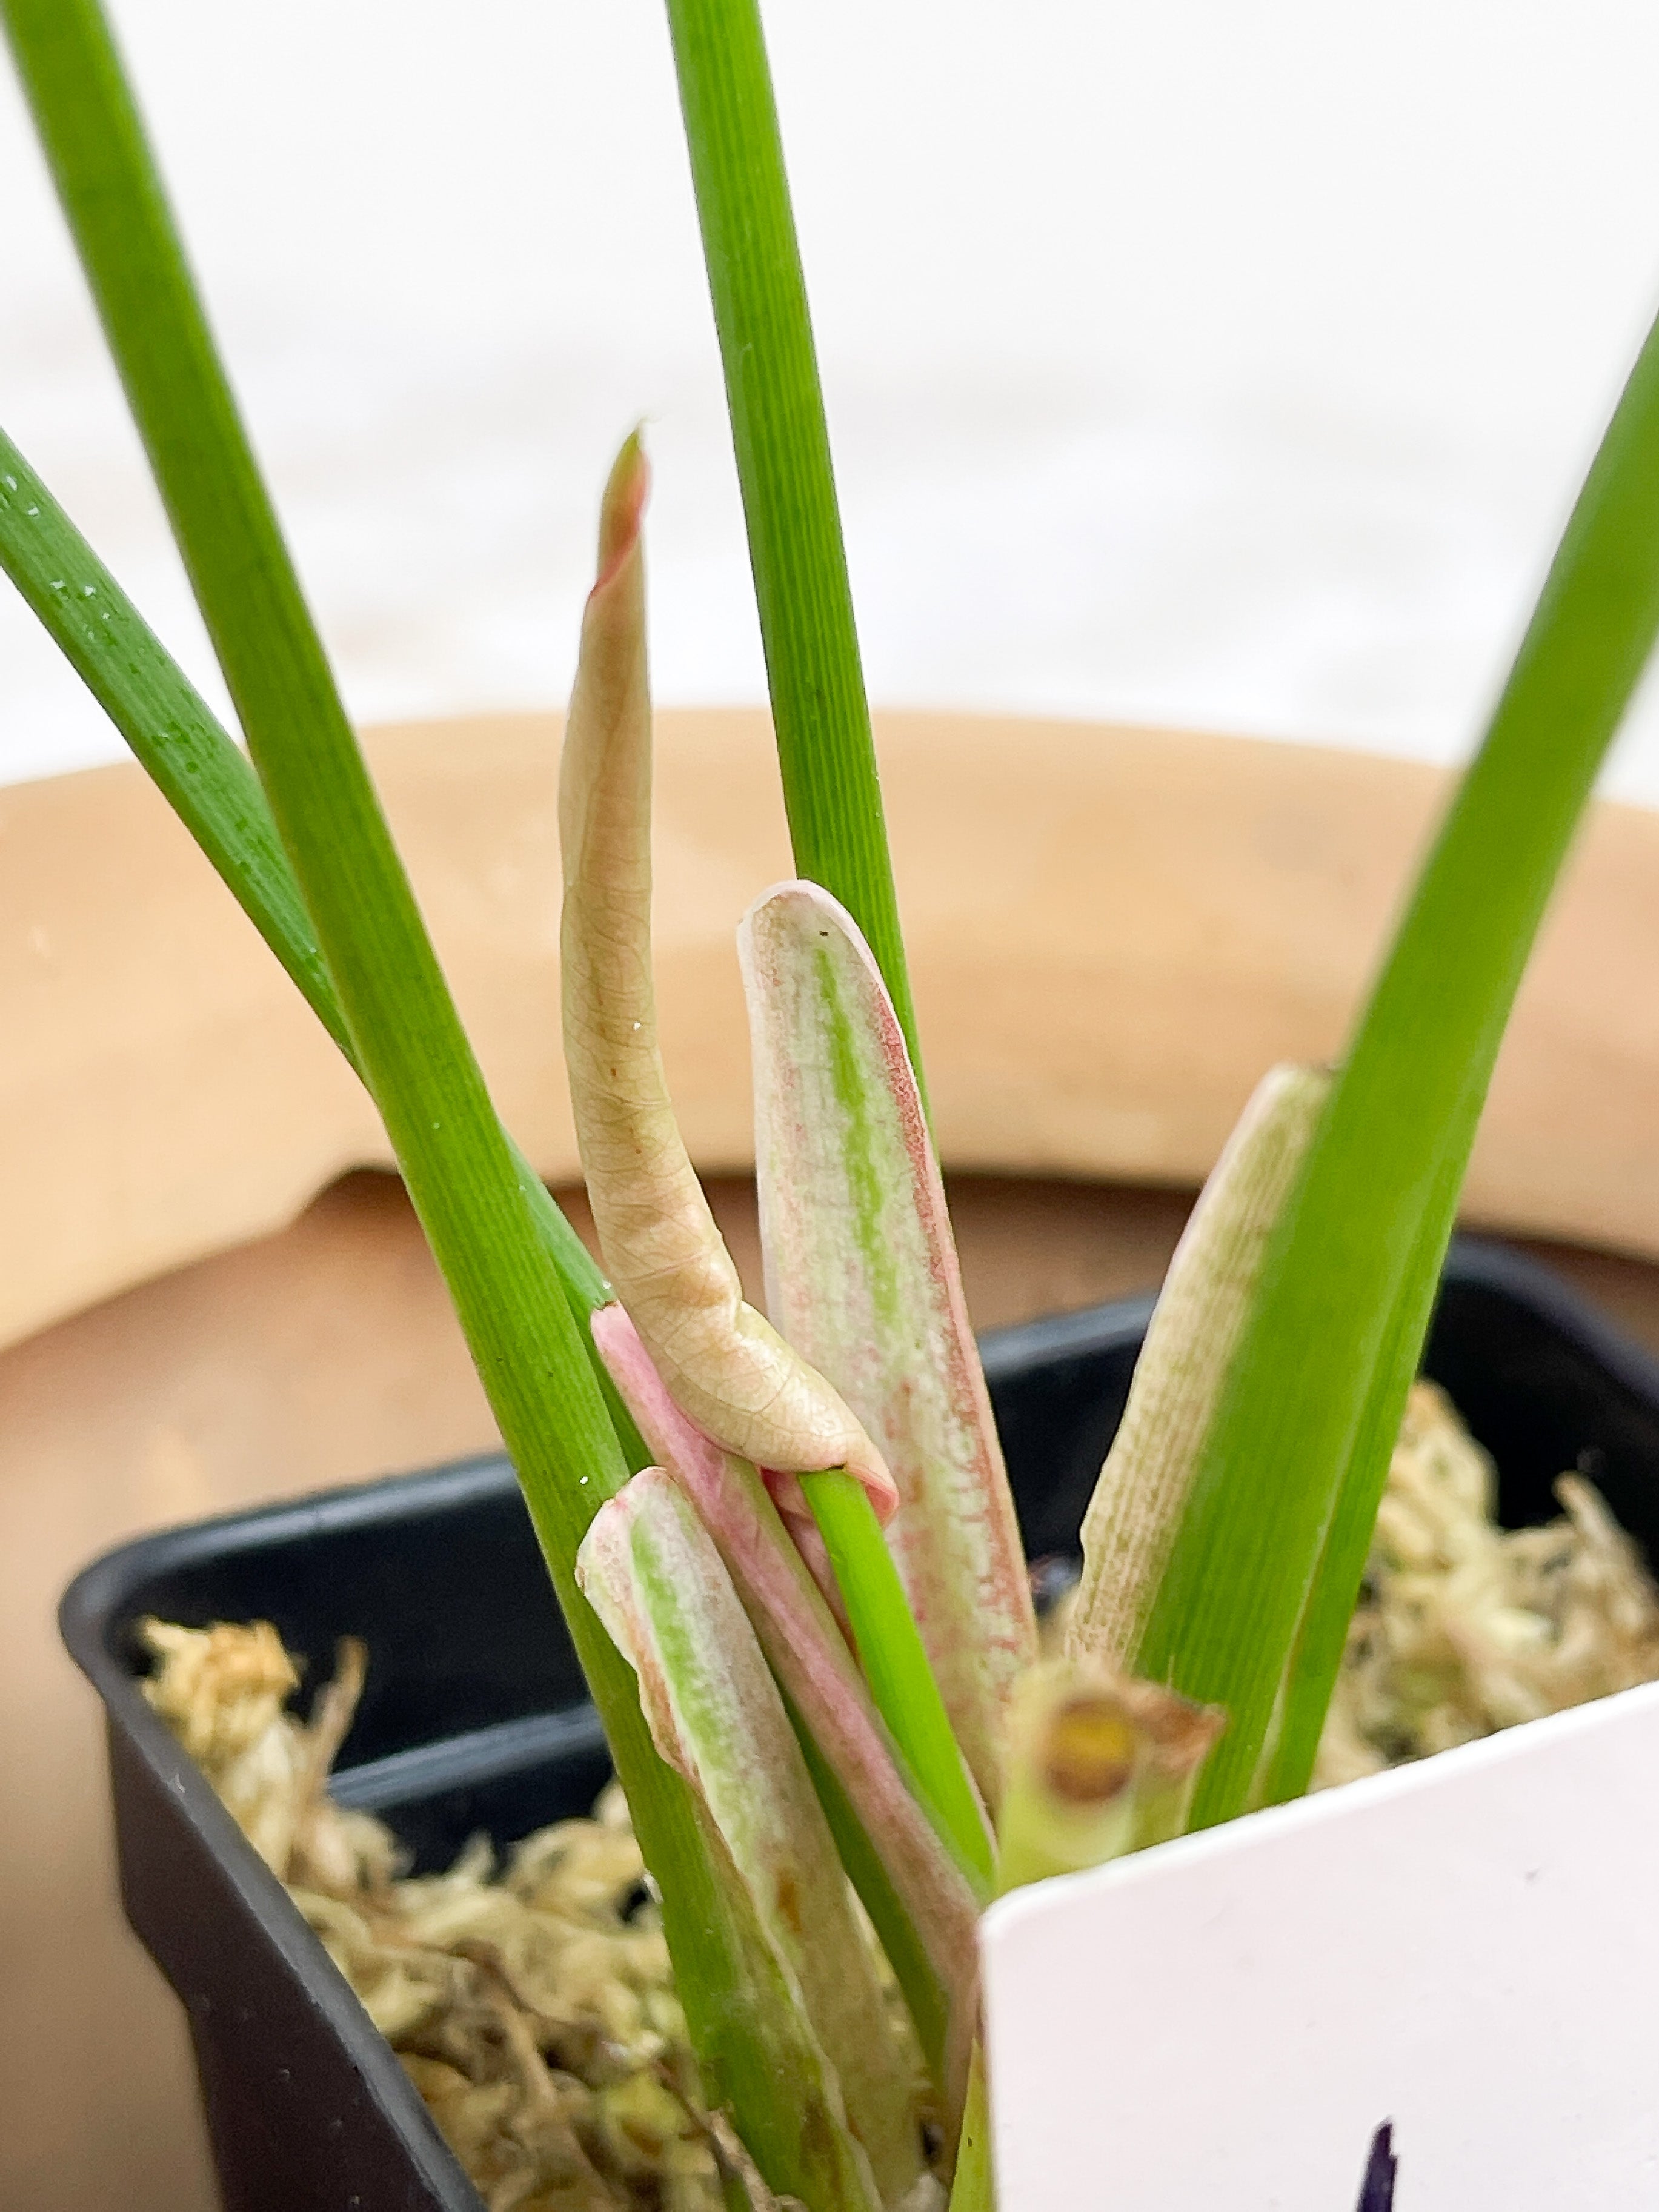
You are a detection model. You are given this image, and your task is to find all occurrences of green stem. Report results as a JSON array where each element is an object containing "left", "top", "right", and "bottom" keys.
[
  {"left": 945, "top": 2047, "right": 994, "bottom": 2212},
  {"left": 1135, "top": 301, "right": 1659, "bottom": 1825},
  {"left": 2, "top": 0, "right": 806, "bottom": 2177},
  {"left": 662, "top": 0, "right": 923, "bottom": 1086},
  {"left": 788, "top": 1699, "right": 951, "bottom": 2094},
  {"left": 801, "top": 1470, "right": 994, "bottom": 1894}
]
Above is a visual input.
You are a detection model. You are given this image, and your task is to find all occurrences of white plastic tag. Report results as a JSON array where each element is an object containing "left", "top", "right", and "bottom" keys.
[{"left": 982, "top": 1679, "right": 1659, "bottom": 2209}]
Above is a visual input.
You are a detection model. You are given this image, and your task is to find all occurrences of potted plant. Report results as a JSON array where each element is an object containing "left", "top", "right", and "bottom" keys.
[
  {"left": 8, "top": 0, "right": 1659, "bottom": 2205},
  {"left": 59, "top": 1238, "right": 1659, "bottom": 2211}
]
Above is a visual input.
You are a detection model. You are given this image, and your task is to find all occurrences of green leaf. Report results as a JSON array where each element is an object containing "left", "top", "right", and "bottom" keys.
[
  {"left": 1, "top": 0, "right": 811, "bottom": 2170},
  {"left": 579, "top": 1468, "right": 926, "bottom": 2212},
  {"left": 742, "top": 882, "right": 1037, "bottom": 1814},
  {"left": 1135, "top": 301, "right": 1659, "bottom": 1826},
  {"left": 661, "top": 0, "right": 922, "bottom": 1083}
]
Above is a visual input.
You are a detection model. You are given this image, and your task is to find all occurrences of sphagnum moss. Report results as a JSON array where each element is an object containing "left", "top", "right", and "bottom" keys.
[{"left": 142, "top": 1619, "right": 937, "bottom": 2212}]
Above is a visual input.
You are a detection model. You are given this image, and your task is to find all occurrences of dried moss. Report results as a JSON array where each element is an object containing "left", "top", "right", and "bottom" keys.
[
  {"left": 1313, "top": 1381, "right": 1659, "bottom": 1786},
  {"left": 1039, "top": 1381, "right": 1659, "bottom": 1785},
  {"left": 141, "top": 1619, "right": 725, "bottom": 2212}
]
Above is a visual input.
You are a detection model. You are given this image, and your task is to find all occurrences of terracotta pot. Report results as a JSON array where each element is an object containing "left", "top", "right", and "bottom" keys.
[{"left": 7, "top": 708, "right": 1659, "bottom": 1355}]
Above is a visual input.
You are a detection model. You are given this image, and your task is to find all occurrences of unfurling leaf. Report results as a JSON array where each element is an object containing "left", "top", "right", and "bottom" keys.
[
  {"left": 559, "top": 436, "right": 896, "bottom": 1518},
  {"left": 995, "top": 1659, "right": 1223, "bottom": 1893},
  {"left": 1067, "top": 1063, "right": 1330, "bottom": 1676},
  {"left": 593, "top": 1301, "right": 981, "bottom": 2114},
  {"left": 577, "top": 1467, "right": 926, "bottom": 2212},
  {"left": 740, "top": 882, "right": 1037, "bottom": 1811}
]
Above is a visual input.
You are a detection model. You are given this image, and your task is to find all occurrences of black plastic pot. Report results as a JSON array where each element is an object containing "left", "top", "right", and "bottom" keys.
[{"left": 61, "top": 1236, "right": 1659, "bottom": 2212}]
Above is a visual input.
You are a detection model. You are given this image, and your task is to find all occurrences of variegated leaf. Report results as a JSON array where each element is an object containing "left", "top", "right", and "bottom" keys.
[
  {"left": 593, "top": 1300, "right": 980, "bottom": 2114},
  {"left": 577, "top": 1467, "right": 926, "bottom": 2210},
  {"left": 740, "top": 882, "right": 1036, "bottom": 1810},
  {"left": 1066, "top": 1061, "right": 1331, "bottom": 1672}
]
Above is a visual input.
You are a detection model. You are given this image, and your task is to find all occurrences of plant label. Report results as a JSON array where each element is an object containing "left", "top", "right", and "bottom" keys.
[{"left": 982, "top": 1679, "right": 1659, "bottom": 2208}]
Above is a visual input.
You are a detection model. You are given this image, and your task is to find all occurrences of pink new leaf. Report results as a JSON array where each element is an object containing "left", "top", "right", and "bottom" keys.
[{"left": 559, "top": 436, "right": 896, "bottom": 1518}]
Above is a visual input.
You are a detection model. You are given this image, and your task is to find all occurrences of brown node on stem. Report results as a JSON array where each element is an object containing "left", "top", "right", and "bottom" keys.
[
  {"left": 1038, "top": 1696, "right": 1139, "bottom": 1807},
  {"left": 997, "top": 1658, "right": 1225, "bottom": 1889}
]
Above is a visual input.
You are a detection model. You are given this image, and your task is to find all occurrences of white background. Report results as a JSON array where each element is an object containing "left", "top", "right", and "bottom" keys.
[{"left": 7, "top": 2, "right": 1659, "bottom": 797}]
